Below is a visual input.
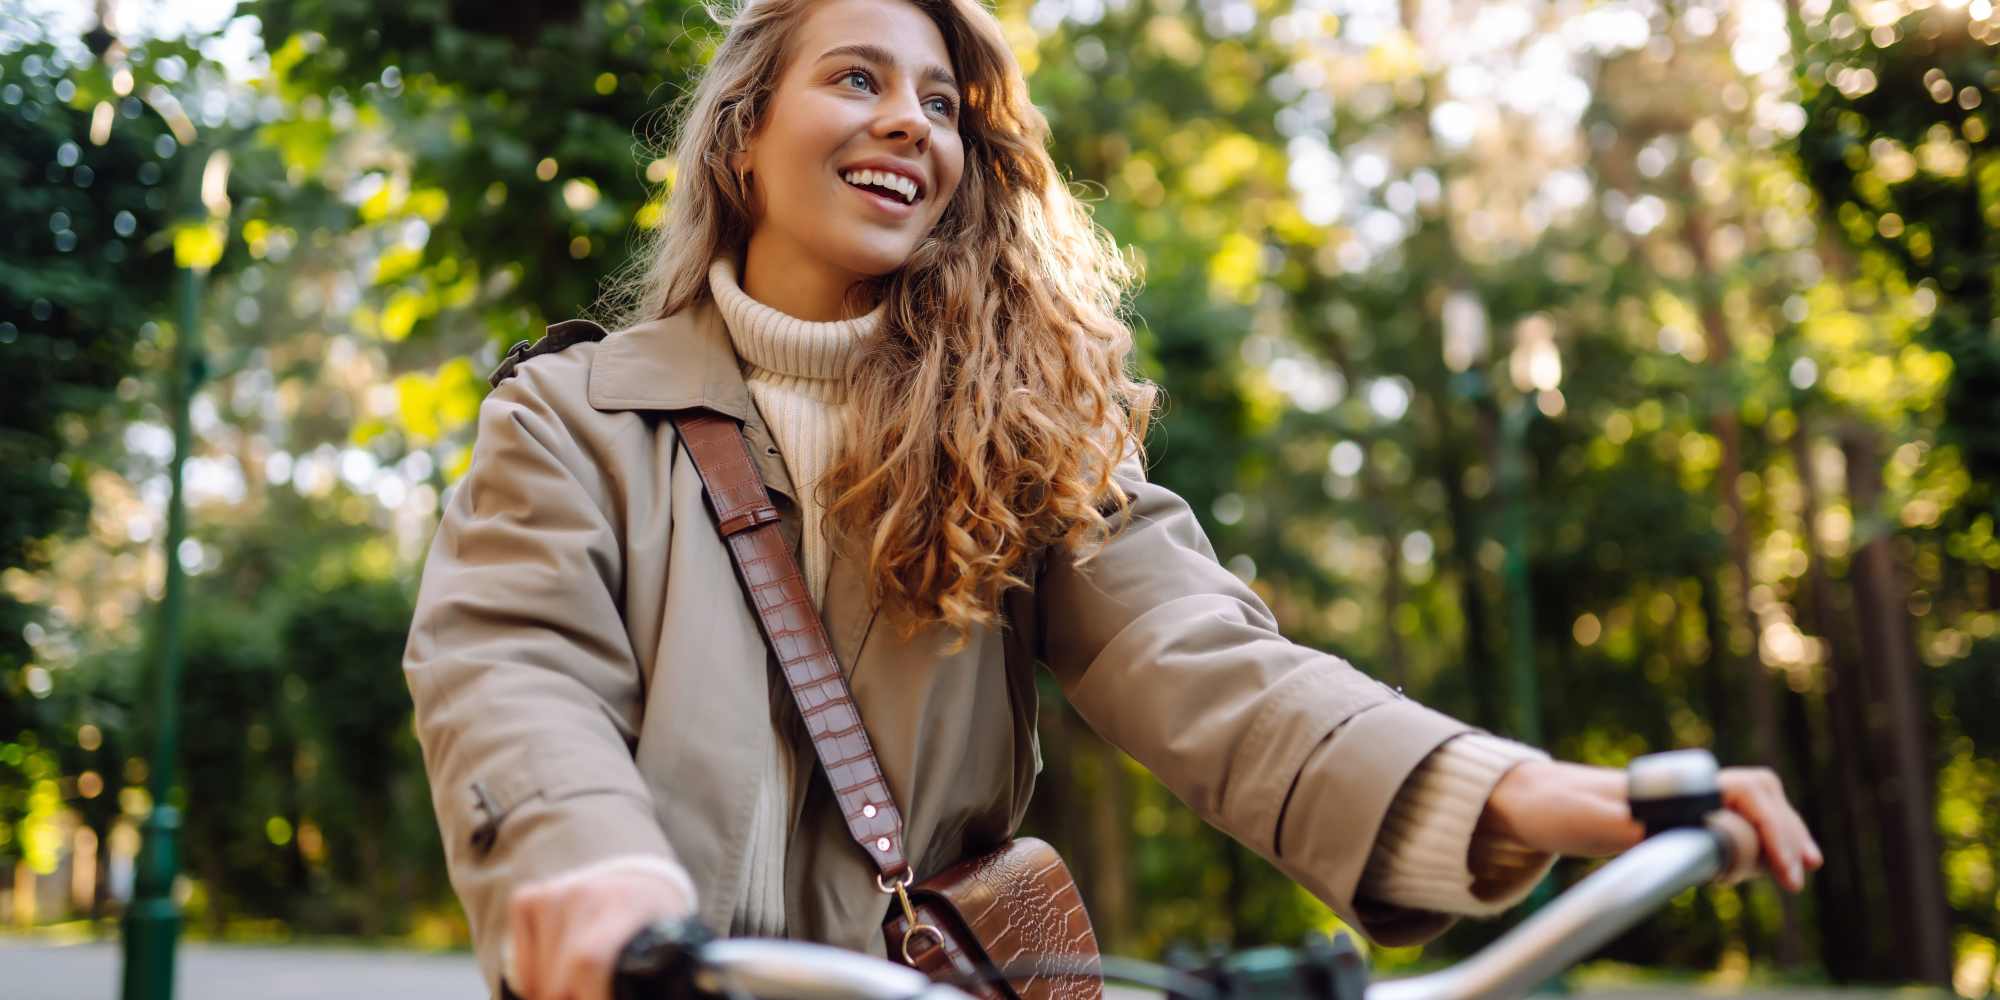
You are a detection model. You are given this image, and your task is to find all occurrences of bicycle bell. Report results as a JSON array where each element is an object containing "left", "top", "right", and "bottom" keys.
[{"left": 1626, "top": 748, "right": 1722, "bottom": 837}]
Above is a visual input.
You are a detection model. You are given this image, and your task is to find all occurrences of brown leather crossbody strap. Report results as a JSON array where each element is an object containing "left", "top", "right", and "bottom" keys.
[{"left": 669, "top": 410, "right": 912, "bottom": 884}]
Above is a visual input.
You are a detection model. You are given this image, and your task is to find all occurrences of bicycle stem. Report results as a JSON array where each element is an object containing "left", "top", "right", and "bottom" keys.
[{"left": 1365, "top": 827, "right": 1726, "bottom": 1000}]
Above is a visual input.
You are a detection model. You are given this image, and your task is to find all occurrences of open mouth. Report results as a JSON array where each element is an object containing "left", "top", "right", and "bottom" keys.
[{"left": 840, "top": 168, "right": 922, "bottom": 206}]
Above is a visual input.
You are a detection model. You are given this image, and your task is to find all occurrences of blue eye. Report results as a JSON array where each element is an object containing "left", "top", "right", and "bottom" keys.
[{"left": 839, "top": 65, "right": 956, "bottom": 120}]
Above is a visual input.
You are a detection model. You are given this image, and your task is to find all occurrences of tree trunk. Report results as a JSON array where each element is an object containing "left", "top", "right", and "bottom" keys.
[
  {"left": 1445, "top": 413, "right": 1503, "bottom": 731},
  {"left": 1780, "top": 689, "right": 1830, "bottom": 967},
  {"left": 1680, "top": 185, "right": 1802, "bottom": 963},
  {"left": 1789, "top": 427, "right": 1892, "bottom": 979},
  {"left": 1370, "top": 470, "right": 1407, "bottom": 692},
  {"left": 1840, "top": 426, "right": 1953, "bottom": 984}
]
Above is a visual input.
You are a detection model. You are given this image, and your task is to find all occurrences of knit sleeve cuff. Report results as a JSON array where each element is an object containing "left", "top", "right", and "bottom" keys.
[{"left": 1357, "top": 733, "right": 1556, "bottom": 917}]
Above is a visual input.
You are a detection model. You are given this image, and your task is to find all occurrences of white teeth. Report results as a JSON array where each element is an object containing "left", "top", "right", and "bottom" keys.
[{"left": 842, "top": 169, "right": 917, "bottom": 204}]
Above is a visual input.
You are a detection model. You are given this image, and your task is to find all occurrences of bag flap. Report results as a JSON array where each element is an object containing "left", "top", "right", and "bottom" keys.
[{"left": 899, "top": 838, "right": 1102, "bottom": 1000}]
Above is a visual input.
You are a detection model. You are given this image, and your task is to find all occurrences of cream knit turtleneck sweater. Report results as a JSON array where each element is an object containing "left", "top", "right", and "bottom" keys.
[
  {"left": 578, "top": 256, "right": 1552, "bottom": 939},
  {"left": 708, "top": 254, "right": 884, "bottom": 937},
  {"left": 708, "top": 254, "right": 884, "bottom": 606}
]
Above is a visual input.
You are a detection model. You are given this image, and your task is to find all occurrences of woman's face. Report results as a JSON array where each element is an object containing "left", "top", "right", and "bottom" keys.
[{"left": 735, "top": 0, "right": 966, "bottom": 289}]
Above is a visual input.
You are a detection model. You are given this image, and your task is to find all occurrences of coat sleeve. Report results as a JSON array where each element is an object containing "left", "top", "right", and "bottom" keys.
[
  {"left": 403, "top": 376, "right": 683, "bottom": 992},
  {"left": 1035, "top": 450, "right": 1491, "bottom": 947}
]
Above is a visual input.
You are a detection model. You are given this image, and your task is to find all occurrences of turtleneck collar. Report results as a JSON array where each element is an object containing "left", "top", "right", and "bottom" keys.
[{"left": 707, "top": 254, "right": 884, "bottom": 382}]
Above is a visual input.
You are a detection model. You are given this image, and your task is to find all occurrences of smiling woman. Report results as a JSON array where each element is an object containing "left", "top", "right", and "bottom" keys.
[
  {"left": 600, "top": 0, "right": 1154, "bottom": 646},
  {"left": 399, "top": 2, "right": 1823, "bottom": 999}
]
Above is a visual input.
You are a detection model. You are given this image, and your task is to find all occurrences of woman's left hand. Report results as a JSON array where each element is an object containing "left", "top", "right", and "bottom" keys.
[{"left": 1477, "top": 759, "right": 1825, "bottom": 892}]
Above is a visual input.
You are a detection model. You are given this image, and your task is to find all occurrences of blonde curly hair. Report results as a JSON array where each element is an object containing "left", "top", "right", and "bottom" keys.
[{"left": 601, "top": 0, "right": 1155, "bottom": 644}]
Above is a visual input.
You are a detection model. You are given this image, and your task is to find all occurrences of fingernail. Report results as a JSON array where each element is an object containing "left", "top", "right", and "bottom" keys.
[{"left": 1789, "top": 862, "right": 1802, "bottom": 886}]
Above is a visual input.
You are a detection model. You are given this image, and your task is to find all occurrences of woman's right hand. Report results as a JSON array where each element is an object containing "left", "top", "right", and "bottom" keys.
[{"left": 504, "top": 859, "right": 698, "bottom": 1000}]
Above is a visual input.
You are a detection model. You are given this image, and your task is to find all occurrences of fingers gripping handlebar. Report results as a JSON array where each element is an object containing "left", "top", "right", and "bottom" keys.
[
  {"left": 1366, "top": 749, "right": 1755, "bottom": 1000},
  {"left": 1630, "top": 748, "right": 1757, "bottom": 884}
]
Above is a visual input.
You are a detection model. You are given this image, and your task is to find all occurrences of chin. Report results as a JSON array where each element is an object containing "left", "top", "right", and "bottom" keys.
[{"left": 835, "top": 239, "right": 922, "bottom": 279}]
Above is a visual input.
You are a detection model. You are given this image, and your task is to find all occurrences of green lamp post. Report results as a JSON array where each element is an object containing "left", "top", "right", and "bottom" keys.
[{"left": 119, "top": 121, "right": 229, "bottom": 1000}]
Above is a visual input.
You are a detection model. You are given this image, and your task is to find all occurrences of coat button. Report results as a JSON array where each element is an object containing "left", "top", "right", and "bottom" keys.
[
  {"left": 863, "top": 803, "right": 878, "bottom": 818},
  {"left": 875, "top": 836, "right": 892, "bottom": 852}
]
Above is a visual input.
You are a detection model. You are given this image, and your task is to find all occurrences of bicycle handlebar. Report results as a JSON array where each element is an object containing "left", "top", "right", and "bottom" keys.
[
  {"left": 1367, "top": 813, "right": 1754, "bottom": 1000},
  {"left": 693, "top": 939, "right": 976, "bottom": 1000},
  {"left": 502, "top": 749, "right": 1762, "bottom": 1000}
]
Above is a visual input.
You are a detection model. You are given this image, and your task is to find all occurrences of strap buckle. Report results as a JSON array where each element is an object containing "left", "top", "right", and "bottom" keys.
[
  {"left": 716, "top": 502, "right": 781, "bottom": 536},
  {"left": 879, "top": 873, "right": 945, "bottom": 963}
]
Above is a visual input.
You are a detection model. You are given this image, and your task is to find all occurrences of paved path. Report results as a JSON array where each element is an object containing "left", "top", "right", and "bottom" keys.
[{"left": 3, "top": 939, "right": 485, "bottom": 999}]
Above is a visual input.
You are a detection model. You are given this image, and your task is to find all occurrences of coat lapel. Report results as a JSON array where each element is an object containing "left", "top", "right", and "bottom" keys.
[
  {"left": 821, "top": 542, "right": 881, "bottom": 679},
  {"left": 587, "top": 299, "right": 800, "bottom": 509}
]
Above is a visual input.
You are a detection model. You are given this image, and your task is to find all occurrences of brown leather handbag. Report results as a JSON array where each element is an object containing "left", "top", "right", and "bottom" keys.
[{"left": 671, "top": 410, "right": 1102, "bottom": 1000}]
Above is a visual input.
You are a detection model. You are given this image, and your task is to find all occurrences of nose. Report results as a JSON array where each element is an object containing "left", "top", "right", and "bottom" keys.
[{"left": 873, "top": 87, "right": 930, "bottom": 151}]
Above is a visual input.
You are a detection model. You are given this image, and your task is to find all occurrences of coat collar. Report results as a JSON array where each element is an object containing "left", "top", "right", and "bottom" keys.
[
  {"left": 587, "top": 294, "right": 884, "bottom": 749},
  {"left": 587, "top": 297, "right": 755, "bottom": 422},
  {"left": 586, "top": 297, "right": 804, "bottom": 508}
]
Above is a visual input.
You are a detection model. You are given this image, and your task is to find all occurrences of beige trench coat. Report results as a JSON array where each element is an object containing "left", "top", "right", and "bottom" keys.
[{"left": 403, "top": 300, "right": 1489, "bottom": 992}]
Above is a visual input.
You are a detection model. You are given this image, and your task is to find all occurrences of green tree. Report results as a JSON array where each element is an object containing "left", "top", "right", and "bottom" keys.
[
  {"left": 0, "top": 30, "right": 178, "bottom": 871},
  {"left": 1794, "top": 1, "right": 1998, "bottom": 983}
]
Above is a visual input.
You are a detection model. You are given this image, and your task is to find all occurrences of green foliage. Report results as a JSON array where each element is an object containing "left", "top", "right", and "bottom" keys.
[
  {"left": 0, "top": 36, "right": 181, "bottom": 877},
  {"left": 1795, "top": 2, "right": 2000, "bottom": 497},
  {"left": 165, "top": 485, "right": 441, "bottom": 934},
  {"left": 0, "top": 38, "right": 177, "bottom": 711},
  {"left": 247, "top": 0, "right": 714, "bottom": 341}
]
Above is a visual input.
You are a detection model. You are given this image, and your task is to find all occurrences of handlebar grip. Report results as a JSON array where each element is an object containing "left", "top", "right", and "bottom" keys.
[
  {"left": 1627, "top": 749, "right": 1721, "bottom": 836},
  {"left": 1628, "top": 749, "right": 1760, "bottom": 885},
  {"left": 496, "top": 917, "right": 712, "bottom": 1000},
  {"left": 611, "top": 918, "right": 713, "bottom": 1000}
]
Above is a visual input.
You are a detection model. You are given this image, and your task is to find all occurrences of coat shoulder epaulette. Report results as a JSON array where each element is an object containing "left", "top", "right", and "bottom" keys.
[{"left": 488, "top": 318, "right": 611, "bottom": 388}]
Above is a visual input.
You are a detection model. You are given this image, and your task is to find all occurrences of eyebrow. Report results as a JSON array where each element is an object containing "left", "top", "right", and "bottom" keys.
[{"left": 816, "top": 43, "right": 959, "bottom": 93}]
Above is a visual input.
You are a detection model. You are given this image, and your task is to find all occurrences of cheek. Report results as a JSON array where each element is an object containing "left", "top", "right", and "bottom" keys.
[
  {"left": 757, "top": 100, "right": 845, "bottom": 181},
  {"left": 937, "top": 144, "right": 969, "bottom": 203}
]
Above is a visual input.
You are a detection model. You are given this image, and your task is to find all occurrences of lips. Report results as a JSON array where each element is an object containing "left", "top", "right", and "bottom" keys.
[{"left": 844, "top": 177, "right": 917, "bottom": 217}]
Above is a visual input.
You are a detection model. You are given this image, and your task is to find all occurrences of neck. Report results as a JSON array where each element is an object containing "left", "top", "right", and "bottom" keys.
[{"left": 739, "top": 232, "right": 878, "bottom": 322}]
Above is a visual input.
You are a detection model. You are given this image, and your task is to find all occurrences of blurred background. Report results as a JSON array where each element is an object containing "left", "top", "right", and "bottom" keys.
[{"left": 1, "top": 0, "right": 1995, "bottom": 995}]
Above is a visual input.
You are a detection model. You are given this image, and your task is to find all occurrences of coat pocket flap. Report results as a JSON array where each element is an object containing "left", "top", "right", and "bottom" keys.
[{"left": 467, "top": 743, "right": 650, "bottom": 856}]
